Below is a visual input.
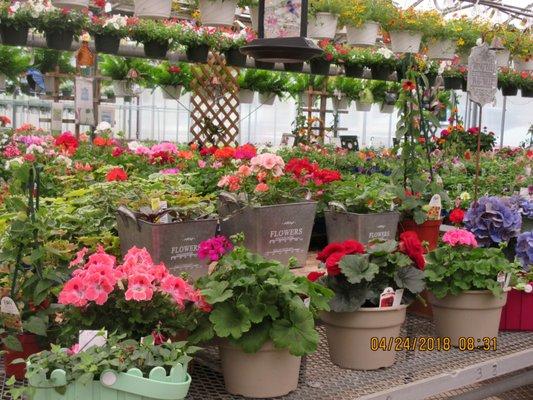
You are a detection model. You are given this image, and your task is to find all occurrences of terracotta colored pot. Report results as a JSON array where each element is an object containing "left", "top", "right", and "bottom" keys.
[
  {"left": 429, "top": 291, "right": 507, "bottom": 347},
  {"left": 219, "top": 341, "right": 301, "bottom": 398},
  {"left": 500, "top": 289, "right": 533, "bottom": 331},
  {"left": 398, "top": 219, "right": 442, "bottom": 251},
  {"left": 4, "top": 334, "right": 42, "bottom": 380},
  {"left": 321, "top": 305, "right": 407, "bottom": 370}
]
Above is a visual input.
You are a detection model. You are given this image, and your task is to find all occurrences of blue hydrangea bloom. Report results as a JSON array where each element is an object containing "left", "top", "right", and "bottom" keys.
[{"left": 516, "top": 231, "right": 533, "bottom": 271}]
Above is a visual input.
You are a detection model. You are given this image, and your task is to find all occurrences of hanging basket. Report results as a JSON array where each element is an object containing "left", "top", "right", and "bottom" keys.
[
  {"left": 522, "top": 87, "right": 533, "bottom": 98},
  {"left": 134, "top": 0, "right": 171, "bottom": 19},
  {"left": 198, "top": 0, "right": 237, "bottom": 27},
  {"left": 501, "top": 84, "right": 518, "bottom": 96},
  {"left": 346, "top": 21, "right": 379, "bottom": 47},
  {"left": 0, "top": 25, "right": 29, "bottom": 46},
  {"left": 443, "top": 76, "right": 463, "bottom": 90},
  {"left": 299, "top": 93, "right": 316, "bottom": 108},
  {"left": 45, "top": 30, "right": 74, "bottom": 51},
  {"left": 309, "top": 58, "right": 331, "bottom": 75},
  {"left": 380, "top": 103, "right": 395, "bottom": 114},
  {"left": 426, "top": 39, "right": 456, "bottom": 60},
  {"left": 143, "top": 40, "right": 169, "bottom": 59},
  {"left": 495, "top": 49, "right": 510, "bottom": 68},
  {"left": 307, "top": 12, "right": 338, "bottom": 40},
  {"left": 0, "top": 74, "right": 5, "bottom": 92},
  {"left": 94, "top": 34, "right": 121, "bottom": 55},
  {"left": 332, "top": 95, "right": 349, "bottom": 111},
  {"left": 51, "top": 0, "right": 88, "bottom": 9},
  {"left": 344, "top": 64, "right": 364, "bottom": 78},
  {"left": 389, "top": 30, "right": 422, "bottom": 53},
  {"left": 371, "top": 65, "right": 393, "bottom": 81},
  {"left": 514, "top": 58, "right": 533, "bottom": 71},
  {"left": 162, "top": 85, "right": 182, "bottom": 100},
  {"left": 355, "top": 101, "right": 372, "bottom": 112},
  {"left": 258, "top": 92, "right": 276, "bottom": 105},
  {"left": 461, "top": 78, "right": 468, "bottom": 92},
  {"left": 239, "top": 89, "right": 255, "bottom": 104},
  {"left": 284, "top": 63, "right": 304, "bottom": 72},
  {"left": 113, "top": 80, "right": 135, "bottom": 97},
  {"left": 44, "top": 76, "right": 56, "bottom": 95},
  {"left": 224, "top": 48, "right": 247, "bottom": 67},
  {"left": 186, "top": 45, "right": 210, "bottom": 63}
]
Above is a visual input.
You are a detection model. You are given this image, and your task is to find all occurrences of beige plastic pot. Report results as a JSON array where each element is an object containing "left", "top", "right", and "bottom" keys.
[
  {"left": 346, "top": 21, "right": 379, "bottom": 47},
  {"left": 321, "top": 305, "right": 407, "bottom": 370},
  {"left": 389, "top": 30, "right": 422, "bottom": 53},
  {"left": 134, "top": 0, "right": 171, "bottom": 19},
  {"left": 51, "top": 0, "right": 88, "bottom": 9},
  {"left": 199, "top": 0, "right": 237, "bottom": 27},
  {"left": 308, "top": 12, "right": 338, "bottom": 40},
  {"left": 259, "top": 92, "right": 276, "bottom": 105},
  {"left": 239, "top": 89, "right": 255, "bottom": 104},
  {"left": 355, "top": 101, "right": 372, "bottom": 112},
  {"left": 113, "top": 80, "right": 135, "bottom": 97},
  {"left": 219, "top": 341, "right": 301, "bottom": 398},
  {"left": 429, "top": 290, "right": 508, "bottom": 347},
  {"left": 427, "top": 39, "right": 456, "bottom": 60},
  {"left": 162, "top": 85, "right": 182, "bottom": 100}
]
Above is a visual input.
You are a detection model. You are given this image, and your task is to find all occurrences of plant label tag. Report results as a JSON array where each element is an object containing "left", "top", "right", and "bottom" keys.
[
  {"left": 150, "top": 198, "right": 161, "bottom": 211},
  {"left": 1, "top": 297, "right": 22, "bottom": 331},
  {"left": 160, "top": 201, "right": 168, "bottom": 209},
  {"left": 427, "top": 195, "right": 442, "bottom": 221},
  {"left": 392, "top": 289, "right": 404, "bottom": 307},
  {"left": 159, "top": 213, "right": 172, "bottom": 224},
  {"left": 379, "top": 287, "right": 395, "bottom": 308},
  {"left": 497, "top": 271, "right": 512, "bottom": 291},
  {"left": 303, "top": 297, "right": 310, "bottom": 309},
  {"left": 79, "top": 330, "right": 107, "bottom": 351}
]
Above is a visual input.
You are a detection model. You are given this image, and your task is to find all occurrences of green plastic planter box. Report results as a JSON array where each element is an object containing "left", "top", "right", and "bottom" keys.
[{"left": 28, "top": 365, "right": 191, "bottom": 400}]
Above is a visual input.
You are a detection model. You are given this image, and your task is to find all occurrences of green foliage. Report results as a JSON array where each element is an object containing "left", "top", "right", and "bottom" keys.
[
  {"left": 36, "top": 8, "right": 88, "bottom": 35},
  {"left": 99, "top": 55, "right": 154, "bottom": 85},
  {"left": 0, "top": 45, "right": 30, "bottom": 79},
  {"left": 237, "top": 69, "right": 289, "bottom": 98},
  {"left": 309, "top": 0, "right": 344, "bottom": 16},
  {"left": 32, "top": 49, "right": 75, "bottom": 74},
  {"left": 152, "top": 62, "right": 193, "bottom": 90},
  {"left": 130, "top": 19, "right": 177, "bottom": 45},
  {"left": 193, "top": 246, "right": 333, "bottom": 356}
]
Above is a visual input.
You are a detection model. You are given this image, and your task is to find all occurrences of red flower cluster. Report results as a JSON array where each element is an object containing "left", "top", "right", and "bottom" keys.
[
  {"left": 398, "top": 231, "right": 425, "bottom": 270},
  {"left": 106, "top": 167, "right": 128, "bottom": 182},
  {"left": 307, "top": 271, "right": 325, "bottom": 282},
  {"left": 93, "top": 136, "right": 114, "bottom": 147},
  {"left": 112, "top": 147, "right": 124, "bottom": 157},
  {"left": 0, "top": 115, "right": 11, "bottom": 127},
  {"left": 449, "top": 208, "right": 465, "bottom": 225},
  {"left": 168, "top": 65, "right": 181, "bottom": 74},
  {"left": 150, "top": 151, "right": 175, "bottom": 164},
  {"left": 214, "top": 146, "right": 236, "bottom": 160},
  {"left": 234, "top": 144, "right": 257, "bottom": 160},
  {"left": 285, "top": 158, "right": 341, "bottom": 186},
  {"left": 317, "top": 240, "right": 366, "bottom": 276},
  {"left": 54, "top": 132, "right": 79, "bottom": 156},
  {"left": 199, "top": 146, "right": 217, "bottom": 156}
]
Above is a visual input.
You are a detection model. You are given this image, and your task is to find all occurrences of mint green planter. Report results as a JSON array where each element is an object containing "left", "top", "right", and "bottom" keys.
[{"left": 28, "top": 365, "right": 191, "bottom": 400}]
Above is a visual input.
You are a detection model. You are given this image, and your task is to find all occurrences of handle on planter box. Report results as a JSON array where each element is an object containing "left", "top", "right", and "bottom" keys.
[
  {"left": 100, "top": 365, "right": 191, "bottom": 400},
  {"left": 117, "top": 206, "right": 142, "bottom": 231},
  {"left": 328, "top": 201, "right": 348, "bottom": 213}
]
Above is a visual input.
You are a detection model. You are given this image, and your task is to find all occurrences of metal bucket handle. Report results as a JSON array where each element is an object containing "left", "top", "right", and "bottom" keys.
[
  {"left": 218, "top": 192, "right": 247, "bottom": 221},
  {"left": 117, "top": 206, "right": 143, "bottom": 232},
  {"left": 328, "top": 201, "right": 348, "bottom": 213}
]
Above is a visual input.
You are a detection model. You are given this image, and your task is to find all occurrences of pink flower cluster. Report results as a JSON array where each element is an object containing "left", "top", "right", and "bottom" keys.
[
  {"left": 198, "top": 236, "right": 233, "bottom": 262},
  {"left": 442, "top": 229, "right": 478, "bottom": 248},
  {"left": 250, "top": 153, "right": 285, "bottom": 178},
  {"left": 59, "top": 246, "right": 210, "bottom": 311}
]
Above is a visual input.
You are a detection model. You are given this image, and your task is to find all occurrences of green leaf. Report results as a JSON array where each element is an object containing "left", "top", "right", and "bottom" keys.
[
  {"left": 201, "top": 281, "right": 233, "bottom": 304},
  {"left": 2, "top": 336, "right": 22, "bottom": 352},
  {"left": 413, "top": 209, "right": 427, "bottom": 225},
  {"left": 209, "top": 303, "right": 251, "bottom": 340},
  {"left": 235, "top": 322, "right": 271, "bottom": 354},
  {"left": 339, "top": 255, "right": 379, "bottom": 284},
  {"left": 394, "top": 266, "right": 426, "bottom": 294},
  {"left": 270, "top": 306, "right": 319, "bottom": 356},
  {"left": 367, "top": 240, "right": 397, "bottom": 255},
  {"left": 23, "top": 316, "right": 47, "bottom": 336}
]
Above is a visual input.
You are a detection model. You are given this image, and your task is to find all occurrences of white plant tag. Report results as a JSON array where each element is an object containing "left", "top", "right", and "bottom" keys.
[
  {"left": 303, "top": 297, "right": 310, "bottom": 308},
  {"left": 427, "top": 194, "right": 442, "bottom": 220},
  {"left": 379, "top": 287, "right": 395, "bottom": 308},
  {"left": 1, "top": 297, "right": 20, "bottom": 316},
  {"left": 392, "top": 289, "right": 404, "bottom": 307},
  {"left": 79, "top": 330, "right": 107, "bottom": 351},
  {"left": 1, "top": 297, "right": 22, "bottom": 331}
]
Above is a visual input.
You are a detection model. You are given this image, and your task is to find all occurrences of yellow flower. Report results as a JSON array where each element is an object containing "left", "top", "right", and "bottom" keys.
[
  {"left": 457, "top": 38, "right": 465, "bottom": 46},
  {"left": 460, "top": 192, "right": 471, "bottom": 202}
]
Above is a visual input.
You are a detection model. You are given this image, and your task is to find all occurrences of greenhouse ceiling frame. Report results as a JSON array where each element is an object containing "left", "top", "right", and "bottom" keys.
[{"left": 408, "top": 0, "right": 533, "bottom": 19}]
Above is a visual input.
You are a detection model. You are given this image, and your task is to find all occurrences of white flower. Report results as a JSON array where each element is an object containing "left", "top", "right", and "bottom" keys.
[
  {"left": 127, "top": 141, "right": 142, "bottom": 151},
  {"left": 96, "top": 121, "right": 112, "bottom": 133},
  {"left": 525, "top": 284, "right": 533, "bottom": 294},
  {"left": 26, "top": 144, "right": 44, "bottom": 154},
  {"left": 459, "top": 191, "right": 471, "bottom": 202},
  {"left": 376, "top": 47, "right": 394, "bottom": 59},
  {"left": 55, "top": 155, "right": 72, "bottom": 168},
  {"left": 104, "top": 14, "right": 127, "bottom": 29},
  {"left": 5, "top": 157, "right": 24, "bottom": 170},
  {"left": 476, "top": 38, "right": 483, "bottom": 46}
]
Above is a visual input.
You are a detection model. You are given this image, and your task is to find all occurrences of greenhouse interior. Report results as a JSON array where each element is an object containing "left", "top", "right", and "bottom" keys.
[{"left": 0, "top": 0, "right": 532, "bottom": 399}]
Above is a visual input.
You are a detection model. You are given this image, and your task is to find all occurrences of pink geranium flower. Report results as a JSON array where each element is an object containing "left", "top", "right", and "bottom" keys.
[
  {"left": 69, "top": 247, "right": 88, "bottom": 268},
  {"left": 84, "top": 273, "right": 114, "bottom": 305},
  {"left": 160, "top": 275, "right": 193, "bottom": 308},
  {"left": 442, "top": 229, "right": 478, "bottom": 247},
  {"left": 125, "top": 274, "right": 154, "bottom": 301}
]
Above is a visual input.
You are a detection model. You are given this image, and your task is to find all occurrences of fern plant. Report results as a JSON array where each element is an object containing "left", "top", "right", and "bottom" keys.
[
  {"left": 0, "top": 45, "right": 30, "bottom": 79},
  {"left": 100, "top": 55, "right": 155, "bottom": 87}
]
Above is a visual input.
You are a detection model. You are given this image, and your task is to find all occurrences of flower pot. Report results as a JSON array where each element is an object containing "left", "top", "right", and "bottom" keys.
[
  {"left": 94, "top": 34, "right": 121, "bottom": 55},
  {"left": 398, "top": 219, "right": 442, "bottom": 251},
  {"left": 117, "top": 209, "right": 217, "bottom": 280},
  {"left": 238, "top": 89, "right": 254, "bottom": 104},
  {"left": 299, "top": 93, "right": 316, "bottom": 108},
  {"left": 500, "top": 289, "right": 533, "bottom": 331},
  {"left": 224, "top": 48, "right": 247, "bottom": 67},
  {"left": 309, "top": 58, "right": 331, "bottom": 75},
  {"left": 61, "top": 89, "right": 73, "bottom": 98},
  {"left": 307, "top": 12, "right": 338, "bottom": 40},
  {"left": 0, "top": 25, "right": 28, "bottom": 46},
  {"left": 371, "top": 65, "right": 393, "bottom": 81},
  {"left": 501, "top": 84, "right": 518, "bottom": 96},
  {"left": 255, "top": 60, "right": 275, "bottom": 70},
  {"left": 346, "top": 21, "right": 379, "bottom": 47},
  {"left": 258, "top": 92, "right": 276, "bottom": 105},
  {"left": 522, "top": 87, "right": 533, "bottom": 98},
  {"left": 0, "top": 74, "right": 6, "bottom": 92},
  {"left": 186, "top": 45, "right": 210, "bottom": 63},
  {"left": 461, "top": 78, "right": 468, "bottom": 92},
  {"left": 332, "top": 95, "right": 348, "bottom": 111},
  {"left": 321, "top": 306, "right": 407, "bottom": 370},
  {"left": 218, "top": 201, "right": 317, "bottom": 267},
  {"left": 344, "top": 64, "right": 364, "bottom": 78},
  {"left": 325, "top": 210, "right": 400, "bottom": 244},
  {"left": 284, "top": 62, "right": 304, "bottom": 72},
  {"left": 380, "top": 103, "right": 396, "bottom": 114},
  {"left": 29, "top": 365, "right": 191, "bottom": 400},
  {"left": 427, "top": 39, "right": 456, "bottom": 60},
  {"left": 429, "top": 291, "right": 507, "bottom": 347},
  {"left": 444, "top": 76, "right": 463, "bottom": 90},
  {"left": 44, "top": 76, "right": 56, "bottom": 95},
  {"left": 250, "top": 6, "right": 259, "bottom": 31},
  {"left": 219, "top": 341, "right": 301, "bottom": 398},
  {"left": 198, "top": 0, "right": 237, "bottom": 27},
  {"left": 162, "top": 85, "right": 182, "bottom": 100},
  {"left": 45, "top": 30, "right": 74, "bottom": 51},
  {"left": 113, "top": 80, "right": 135, "bottom": 97},
  {"left": 389, "top": 30, "right": 422, "bottom": 53},
  {"left": 134, "top": 0, "right": 171, "bottom": 19},
  {"left": 143, "top": 40, "right": 169, "bottom": 59},
  {"left": 51, "top": 0, "right": 88, "bottom": 9},
  {"left": 514, "top": 58, "right": 533, "bottom": 71},
  {"left": 355, "top": 101, "right": 372, "bottom": 112},
  {"left": 4, "top": 334, "right": 42, "bottom": 380},
  {"left": 495, "top": 49, "right": 510, "bottom": 68}
]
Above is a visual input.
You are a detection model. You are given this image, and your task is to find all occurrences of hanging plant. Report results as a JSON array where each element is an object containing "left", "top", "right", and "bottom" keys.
[
  {"left": 0, "top": 1, "right": 36, "bottom": 46},
  {"left": 87, "top": 14, "right": 128, "bottom": 55},
  {"left": 36, "top": 7, "right": 88, "bottom": 51},
  {"left": 129, "top": 19, "right": 179, "bottom": 59}
]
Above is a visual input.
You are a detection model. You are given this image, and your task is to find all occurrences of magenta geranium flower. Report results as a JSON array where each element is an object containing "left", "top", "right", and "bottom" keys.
[
  {"left": 198, "top": 236, "right": 233, "bottom": 262},
  {"left": 442, "top": 229, "right": 478, "bottom": 247}
]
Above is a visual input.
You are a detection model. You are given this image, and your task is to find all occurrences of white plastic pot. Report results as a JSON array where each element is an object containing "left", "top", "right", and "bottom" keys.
[
  {"left": 199, "top": 0, "right": 237, "bottom": 27},
  {"left": 300, "top": 93, "right": 316, "bottom": 108},
  {"left": 355, "top": 101, "right": 372, "bottom": 112},
  {"left": 346, "top": 21, "right": 379, "bottom": 47},
  {"left": 308, "top": 12, "right": 338, "bottom": 40},
  {"left": 250, "top": 6, "right": 259, "bottom": 32},
  {"left": 0, "top": 74, "right": 6, "bottom": 92},
  {"left": 239, "top": 89, "right": 255, "bottom": 104},
  {"left": 134, "top": 0, "right": 171, "bottom": 19},
  {"left": 380, "top": 103, "right": 395, "bottom": 114},
  {"left": 44, "top": 76, "right": 56, "bottom": 95},
  {"left": 332, "top": 95, "right": 348, "bottom": 111},
  {"left": 514, "top": 58, "right": 533, "bottom": 71},
  {"left": 113, "top": 80, "right": 135, "bottom": 97},
  {"left": 259, "top": 92, "right": 276, "bottom": 105},
  {"left": 427, "top": 39, "right": 456, "bottom": 60},
  {"left": 495, "top": 49, "right": 510, "bottom": 68},
  {"left": 162, "top": 85, "right": 182, "bottom": 100},
  {"left": 389, "top": 31, "right": 422, "bottom": 53},
  {"left": 51, "top": 0, "right": 88, "bottom": 9}
]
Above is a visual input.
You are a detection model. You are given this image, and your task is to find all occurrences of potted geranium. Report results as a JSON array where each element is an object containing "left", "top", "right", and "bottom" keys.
[
  {"left": 307, "top": 0, "right": 342, "bottom": 40},
  {"left": 425, "top": 229, "right": 519, "bottom": 346},
  {"left": 312, "top": 236, "right": 426, "bottom": 370},
  {"left": 134, "top": 0, "right": 171, "bottom": 19},
  {"left": 129, "top": 19, "right": 177, "bottom": 59},
  {"left": 17, "top": 333, "right": 195, "bottom": 400},
  {"left": 0, "top": 0, "right": 35, "bottom": 46},
  {"left": 88, "top": 14, "right": 128, "bottom": 55},
  {"left": 442, "top": 64, "right": 468, "bottom": 91},
  {"left": 498, "top": 68, "right": 520, "bottom": 96},
  {"left": 339, "top": 0, "right": 393, "bottom": 46},
  {"left": 368, "top": 47, "right": 398, "bottom": 81},
  {"left": 198, "top": 0, "right": 238, "bottom": 27},
  {"left": 36, "top": 6, "right": 88, "bottom": 51},
  {"left": 181, "top": 23, "right": 218, "bottom": 64},
  {"left": 309, "top": 39, "right": 337, "bottom": 75},
  {"left": 342, "top": 47, "right": 372, "bottom": 78},
  {"left": 220, "top": 27, "right": 255, "bottom": 68},
  {"left": 153, "top": 62, "right": 192, "bottom": 100},
  {"left": 518, "top": 71, "right": 533, "bottom": 98},
  {"left": 192, "top": 238, "right": 333, "bottom": 397}
]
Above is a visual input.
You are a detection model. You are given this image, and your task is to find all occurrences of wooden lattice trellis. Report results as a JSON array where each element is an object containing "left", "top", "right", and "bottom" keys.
[{"left": 190, "top": 53, "right": 240, "bottom": 146}]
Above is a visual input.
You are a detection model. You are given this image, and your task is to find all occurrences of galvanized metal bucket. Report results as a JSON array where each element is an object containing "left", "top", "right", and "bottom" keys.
[
  {"left": 116, "top": 207, "right": 218, "bottom": 280},
  {"left": 325, "top": 210, "right": 400, "bottom": 244},
  {"left": 219, "top": 201, "right": 317, "bottom": 267}
]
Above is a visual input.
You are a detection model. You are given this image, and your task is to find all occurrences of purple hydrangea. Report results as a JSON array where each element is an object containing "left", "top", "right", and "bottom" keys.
[
  {"left": 508, "top": 195, "right": 533, "bottom": 219},
  {"left": 516, "top": 231, "right": 533, "bottom": 271},
  {"left": 464, "top": 196, "right": 522, "bottom": 247},
  {"left": 198, "top": 236, "right": 233, "bottom": 262}
]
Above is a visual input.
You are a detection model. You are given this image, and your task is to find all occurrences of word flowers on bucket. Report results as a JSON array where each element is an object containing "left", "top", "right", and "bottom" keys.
[{"left": 58, "top": 245, "right": 209, "bottom": 342}]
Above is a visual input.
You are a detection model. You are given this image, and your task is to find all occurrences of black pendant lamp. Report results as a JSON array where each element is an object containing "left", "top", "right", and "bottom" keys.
[{"left": 240, "top": 0, "right": 323, "bottom": 63}]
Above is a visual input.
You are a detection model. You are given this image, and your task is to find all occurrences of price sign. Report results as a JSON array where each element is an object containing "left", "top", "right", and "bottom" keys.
[{"left": 467, "top": 43, "right": 498, "bottom": 106}]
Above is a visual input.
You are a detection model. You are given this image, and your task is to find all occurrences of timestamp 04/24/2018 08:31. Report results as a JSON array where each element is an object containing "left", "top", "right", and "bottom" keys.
[{"left": 370, "top": 336, "right": 498, "bottom": 352}]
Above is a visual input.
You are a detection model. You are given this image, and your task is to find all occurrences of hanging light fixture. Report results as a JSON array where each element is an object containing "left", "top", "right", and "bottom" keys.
[{"left": 240, "top": 0, "right": 323, "bottom": 63}]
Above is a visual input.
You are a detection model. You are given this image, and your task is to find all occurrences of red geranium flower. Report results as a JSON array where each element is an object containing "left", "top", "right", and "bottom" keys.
[
  {"left": 402, "top": 80, "right": 416, "bottom": 91},
  {"left": 449, "top": 208, "right": 465, "bottom": 225},
  {"left": 325, "top": 252, "right": 345, "bottom": 276},
  {"left": 234, "top": 143, "right": 257, "bottom": 160},
  {"left": 168, "top": 65, "right": 181, "bottom": 74},
  {"left": 307, "top": 271, "right": 325, "bottom": 282},
  {"left": 106, "top": 167, "right": 128, "bottom": 182},
  {"left": 112, "top": 147, "right": 124, "bottom": 157},
  {"left": 343, "top": 240, "right": 365, "bottom": 255},
  {"left": 312, "top": 169, "right": 342, "bottom": 185},
  {"left": 214, "top": 146, "right": 236, "bottom": 160},
  {"left": 54, "top": 132, "right": 79, "bottom": 156},
  {"left": 317, "top": 243, "right": 345, "bottom": 262},
  {"left": 200, "top": 146, "right": 217, "bottom": 156},
  {"left": 399, "top": 231, "right": 425, "bottom": 270},
  {"left": 93, "top": 136, "right": 112, "bottom": 147}
]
